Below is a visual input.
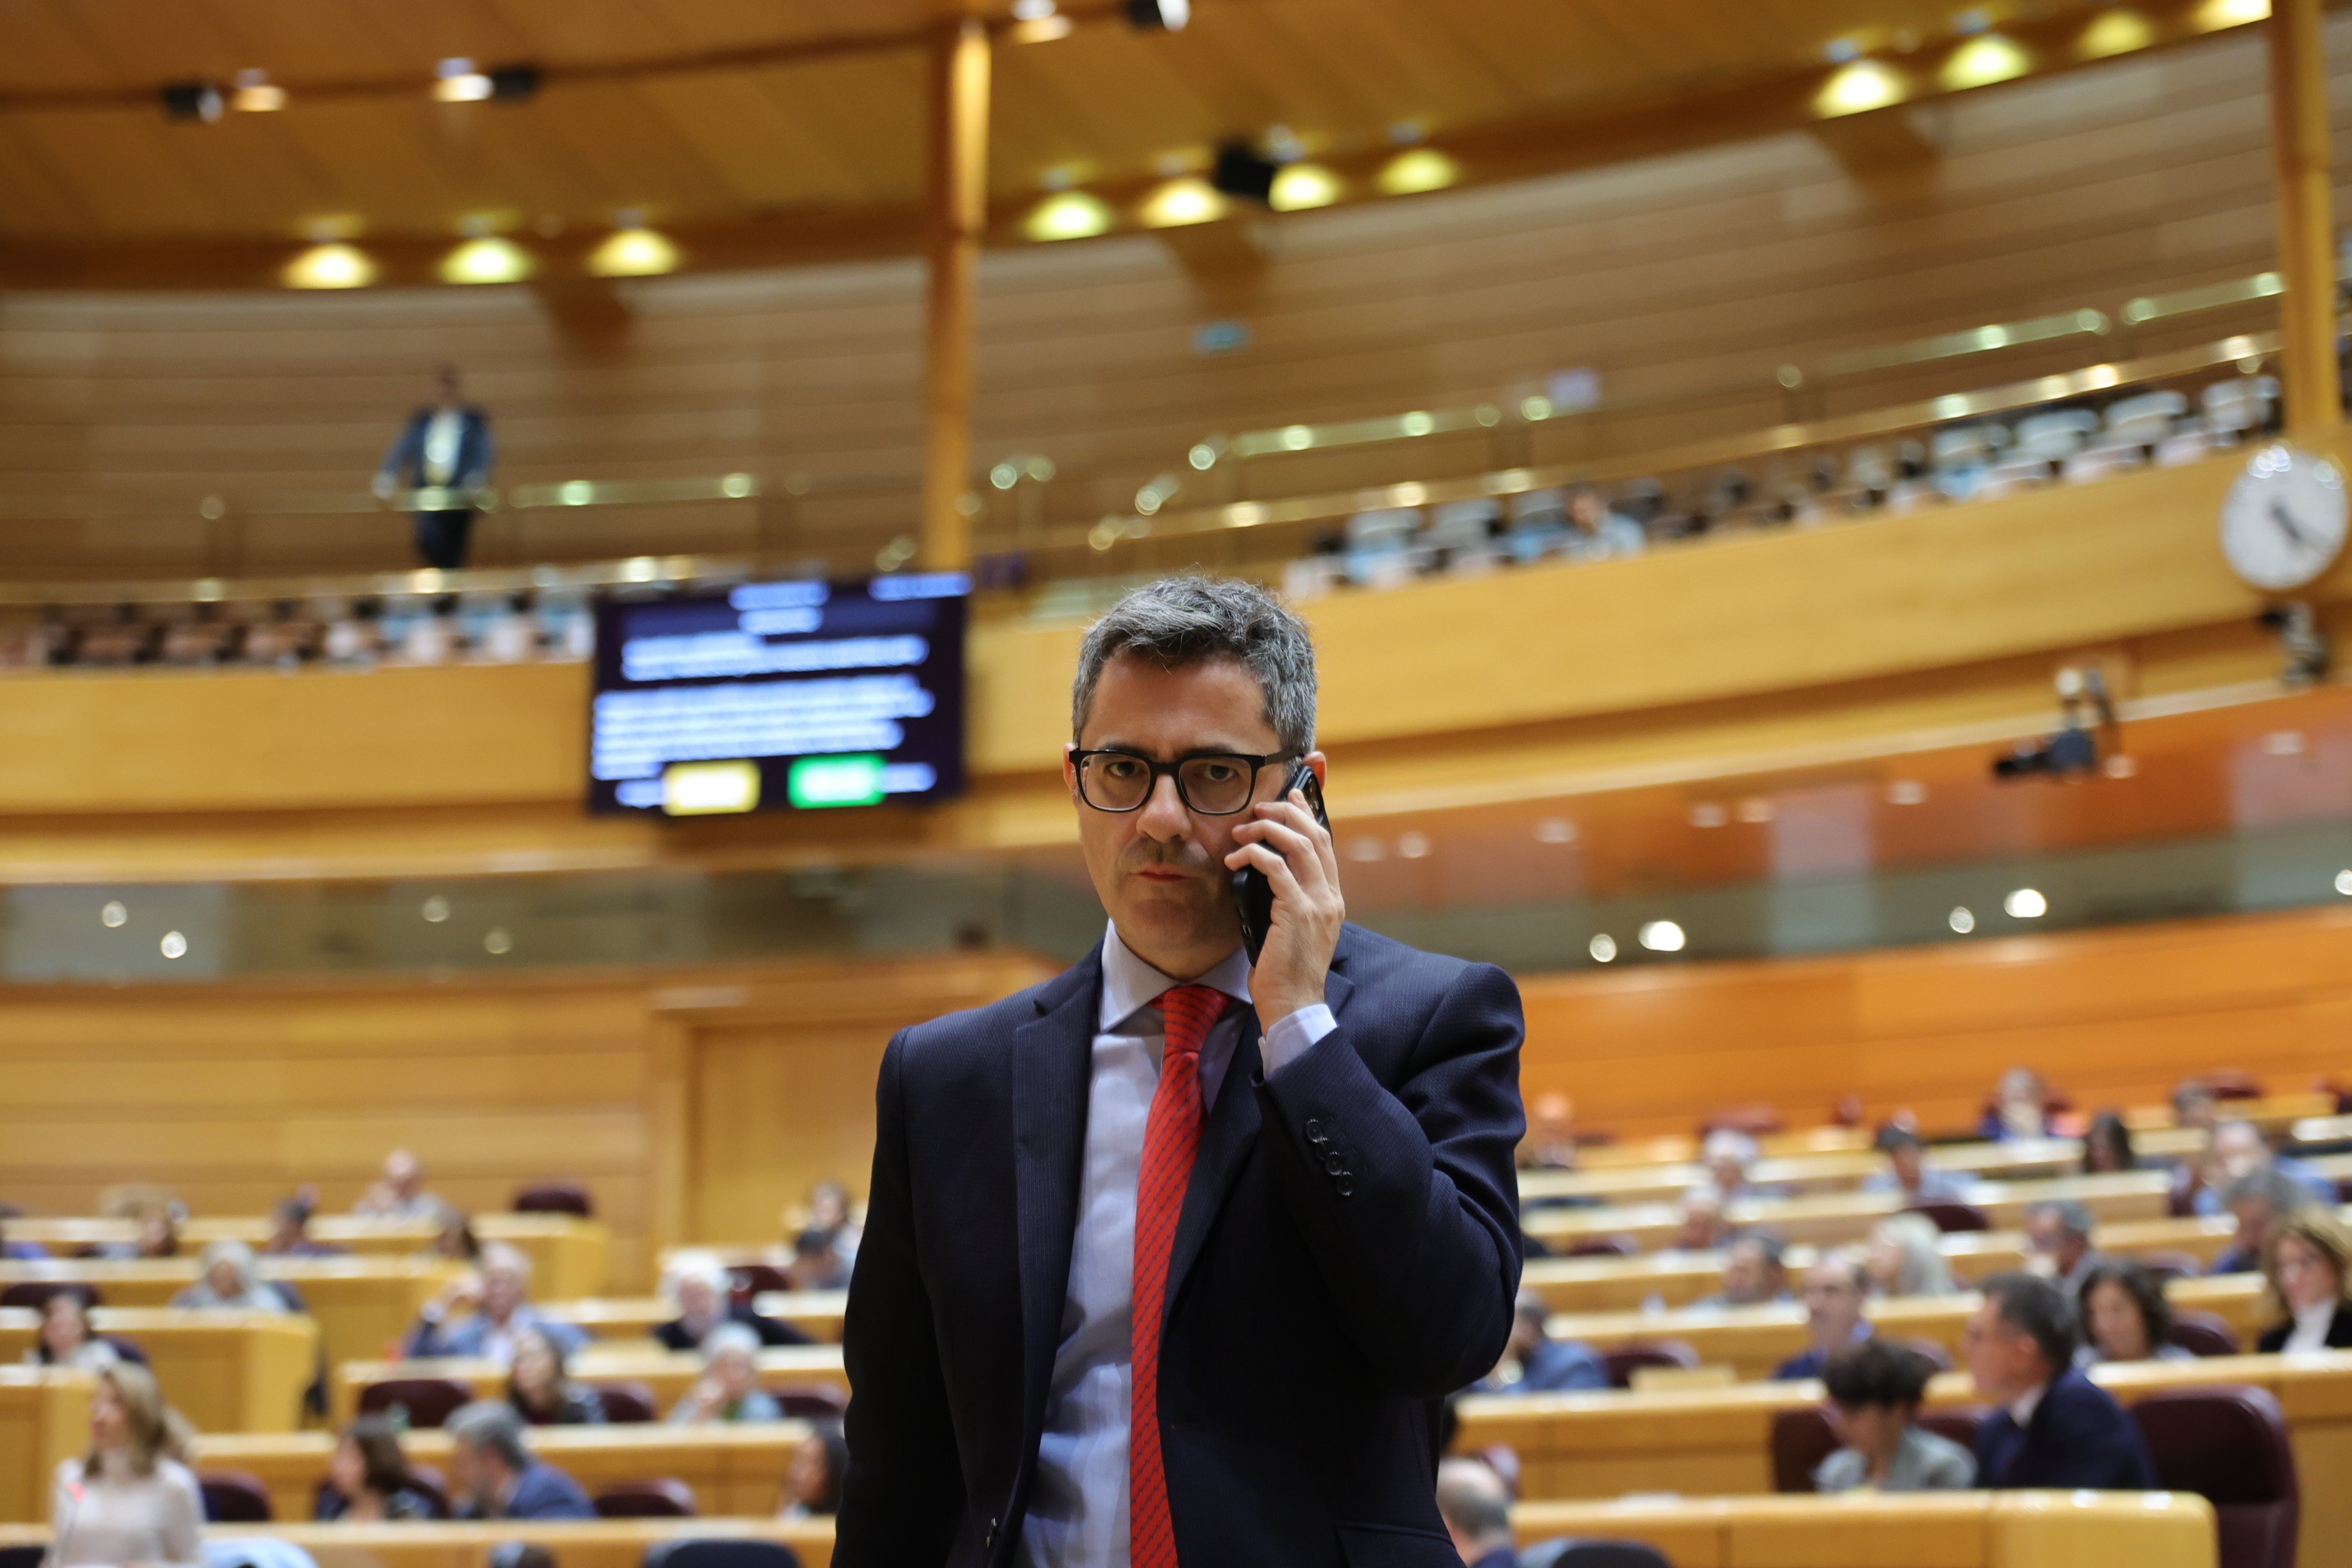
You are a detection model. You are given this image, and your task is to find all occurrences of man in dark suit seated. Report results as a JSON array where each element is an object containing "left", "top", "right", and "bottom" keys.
[
  {"left": 1436, "top": 1458, "right": 1519, "bottom": 1568},
  {"left": 837, "top": 575, "right": 1524, "bottom": 1566},
  {"left": 1476, "top": 1291, "right": 1607, "bottom": 1395},
  {"left": 445, "top": 1401, "right": 595, "bottom": 1520},
  {"left": 1963, "top": 1271, "right": 2156, "bottom": 1489},
  {"left": 654, "top": 1253, "right": 809, "bottom": 1351},
  {"left": 1774, "top": 1251, "right": 1873, "bottom": 1380}
]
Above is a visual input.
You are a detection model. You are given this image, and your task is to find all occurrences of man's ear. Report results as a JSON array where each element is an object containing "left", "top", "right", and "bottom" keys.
[
  {"left": 1304, "top": 749, "right": 1328, "bottom": 789},
  {"left": 1062, "top": 744, "right": 1081, "bottom": 799}
]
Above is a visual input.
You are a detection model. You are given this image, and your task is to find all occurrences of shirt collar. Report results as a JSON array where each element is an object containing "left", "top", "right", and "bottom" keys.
[
  {"left": 2295, "top": 1299, "right": 2337, "bottom": 1334},
  {"left": 2008, "top": 1377, "right": 2050, "bottom": 1429},
  {"left": 1099, "top": 921, "right": 1251, "bottom": 1033}
]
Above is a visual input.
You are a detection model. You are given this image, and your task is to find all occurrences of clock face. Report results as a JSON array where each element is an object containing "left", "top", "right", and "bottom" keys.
[{"left": 2220, "top": 443, "right": 2349, "bottom": 592}]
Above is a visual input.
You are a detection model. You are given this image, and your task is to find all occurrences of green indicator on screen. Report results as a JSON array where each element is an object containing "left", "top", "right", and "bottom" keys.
[{"left": 787, "top": 753, "right": 888, "bottom": 809}]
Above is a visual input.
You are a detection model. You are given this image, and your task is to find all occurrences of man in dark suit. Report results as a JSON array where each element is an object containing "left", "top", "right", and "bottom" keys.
[
  {"left": 1964, "top": 1272, "right": 2156, "bottom": 1489},
  {"left": 838, "top": 575, "right": 1524, "bottom": 1567},
  {"left": 1773, "top": 1252, "right": 1873, "bottom": 1381},
  {"left": 375, "top": 365, "right": 495, "bottom": 569},
  {"left": 445, "top": 1401, "right": 595, "bottom": 1520}
]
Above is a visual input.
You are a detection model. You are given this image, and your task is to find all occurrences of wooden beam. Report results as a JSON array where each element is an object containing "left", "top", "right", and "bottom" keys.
[
  {"left": 917, "top": 15, "right": 990, "bottom": 574},
  {"left": 2266, "top": 0, "right": 2342, "bottom": 435}
]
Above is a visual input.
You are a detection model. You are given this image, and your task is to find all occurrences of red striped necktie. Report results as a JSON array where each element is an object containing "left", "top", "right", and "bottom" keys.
[{"left": 1128, "top": 983, "right": 1225, "bottom": 1568}]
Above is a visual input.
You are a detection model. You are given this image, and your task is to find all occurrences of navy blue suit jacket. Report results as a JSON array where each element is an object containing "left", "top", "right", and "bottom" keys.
[
  {"left": 836, "top": 923, "right": 1525, "bottom": 1568},
  {"left": 471, "top": 1460, "right": 593, "bottom": 1520},
  {"left": 378, "top": 406, "right": 495, "bottom": 497},
  {"left": 1973, "top": 1369, "right": 2157, "bottom": 1490}
]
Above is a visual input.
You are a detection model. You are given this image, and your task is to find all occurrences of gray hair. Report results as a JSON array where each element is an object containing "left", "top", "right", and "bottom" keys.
[
  {"left": 1070, "top": 576, "right": 1317, "bottom": 755},
  {"left": 1434, "top": 1456, "right": 1514, "bottom": 1546},
  {"left": 447, "top": 1400, "right": 531, "bottom": 1469},
  {"left": 2226, "top": 1167, "right": 2313, "bottom": 1215},
  {"left": 700, "top": 1321, "right": 761, "bottom": 1363},
  {"left": 2028, "top": 1199, "right": 2094, "bottom": 1240},
  {"left": 665, "top": 1251, "right": 729, "bottom": 1300},
  {"left": 197, "top": 1239, "right": 259, "bottom": 1290}
]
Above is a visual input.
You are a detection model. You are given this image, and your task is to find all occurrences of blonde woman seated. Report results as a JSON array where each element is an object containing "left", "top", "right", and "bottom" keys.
[
  {"left": 668, "top": 1324, "right": 782, "bottom": 1424},
  {"left": 1866, "top": 1213, "right": 1955, "bottom": 1298},
  {"left": 1814, "top": 1340, "right": 1975, "bottom": 1494},
  {"left": 46, "top": 1362, "right": 203, "bottom": 1568},
  {"left": 2257, "top": 1210, "right": 2352, "bottom": 1352},
  {"left": 170, "top": 1240, "right": 289, "bottom": 1312}
]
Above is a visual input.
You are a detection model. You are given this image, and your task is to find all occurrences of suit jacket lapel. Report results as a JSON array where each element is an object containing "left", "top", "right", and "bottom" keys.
[
  {"left": 1010, "top": 949, "right": 1101, "bottom": 1448},
  {"left": 1162, "top": 934, "right": 1358, "bottom": 1326}
]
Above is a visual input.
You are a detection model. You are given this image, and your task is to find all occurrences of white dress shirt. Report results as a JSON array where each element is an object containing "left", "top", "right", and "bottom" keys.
[
  {"left": 2283, "top": 1299, "right": 2339, "bottom": 1353},
  {"left": 1017, "top": 923, "right": 1335, "bottom": 1568},
  {"left": 422, "top": 408, "right": 465, "bottom": 485}
]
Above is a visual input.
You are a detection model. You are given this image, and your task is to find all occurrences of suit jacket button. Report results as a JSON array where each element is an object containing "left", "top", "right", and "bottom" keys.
[
  {"left": 985, "top": 1517, "right": 999, "bottom": 1550},
  {"left": 1324, "top": 1152, "right": 1345, "bottom": 1175},
  {"left": 1336, "top": 1176, "right": 1355, "bottom": 1197},
  {"left": 1305, "top": 1117, "right": 1326, "bottom": 1142}
]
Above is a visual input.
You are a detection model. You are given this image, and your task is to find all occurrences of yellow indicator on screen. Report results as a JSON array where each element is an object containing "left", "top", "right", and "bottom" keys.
[{"left": 662, "top": 760, "right": 761, "bottom": 815}]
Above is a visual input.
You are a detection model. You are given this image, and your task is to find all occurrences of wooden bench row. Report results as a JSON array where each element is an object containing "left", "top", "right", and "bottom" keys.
[
  {"left": 332, "top": 1347, "right": 851, "bottom": 1428},
  {"left": 0, "top": 1518, "right": 839, "bottom": 1568}
]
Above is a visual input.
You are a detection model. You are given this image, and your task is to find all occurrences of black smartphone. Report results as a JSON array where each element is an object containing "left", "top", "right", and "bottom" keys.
[{"left": 1233, "top": 759, "right": 1330, "bottom": 966}]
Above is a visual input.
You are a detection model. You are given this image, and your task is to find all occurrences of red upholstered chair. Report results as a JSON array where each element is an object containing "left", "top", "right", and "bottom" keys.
[
  {"left": 514, "top": 1182, "right": 594, "bottom": 1218},
  {"left": 0, "top": 1282, "right": 97, "bottom": 1311},
  {"left": 594, "top": 1478, "right": 699, "bottom": 1518},
  {"left": 2132, "top": 1386, "right": 2298, "bottom": 1568},
  {"left": 1699, "top": 1106, "right": 1785, "bottom": 1138},
  {"left": 1563, "top": 1237, "right": 1637, "bottom": 1259},
  {"left": 591, "top": 1380, "right": 661, "bottom": 1424},
  {"left": 197, "top": 1471, "right": 274, "bottom": 1523},
  {"left": 2169, "top": 1311, "right": 2244, "bottom": 1358},
  {"left": 727, "top": 1263, "right": 793, "bottom": 1302},
  {"left": 1906, "top": 1201, "right": 1991, "bottom": 1233},
  {"left": 2188, "top": 1071, "right": 2264, "bottom": 1102},
  {"left": 1601, "top": 1341, "right": 1699, "bottom": 1389},
  {"left": 357, "top": 1377, "right": 474, "bottom": 1429},
  {"left": 1769, "top": 1406, "right": 1839, "bottom": 1492},
  {"left": 768, "top": 1383, "right": 850, "bottom": 1420}
]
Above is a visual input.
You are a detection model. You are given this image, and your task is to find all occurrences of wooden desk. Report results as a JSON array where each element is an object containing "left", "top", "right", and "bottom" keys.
[
  {"left": 0, "top": 1371, "right": 90, "bottom": 1525},
  {"left": 1520, "top": 1138, "right": 2086, "bottom": 1208},
  {"left": 548, "top": 1292, "right": 847, "bottom": 1346},
  {"left": 1507, "top": 1493, "right": 2215, "bottom": 1568},
  {"left": 191, "top": 1424, "right": 814, "bottom": 1524},
  {"left": 0, "top": 1309, "right": 315, "bottom": 1433},
  {"left": 0, "top": 1519, "right": 835, "bottom": 1568},
  {"left": 0, "top": 1257, "right": 459, "bottom": 1373},
  {"left": 7, "top": 1215, "right": 609, "bottom": 1300},
  {"left": 1458, "top": 1353, "right": 2351, "bottom": 1568},
  {"left": 1539, "top": 1275, "right": 2274, "bottom": 1382},
  {"left": 334, "top": 1346, "right": 849, "bottom": 1427},
  {"left": 1524, "top": 1171, "right": 2175, "bottom": 1252}
]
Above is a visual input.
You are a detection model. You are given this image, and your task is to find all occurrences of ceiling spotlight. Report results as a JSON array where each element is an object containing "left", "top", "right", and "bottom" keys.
[
  {"left": 1210, "top": 141, "right": 1280, "bottom": 204},
  {"left": 1885, "top": 779, "right": 1928, "bottom": 806},
  {"left": 440, "top": 237, "right": 533, "bottom": 285},
  {"left": 1125, "top": 0, "right": 1189, "bottom": 29},
  {"left": 159, "top": 930, "right": 188, "bottom": 959},
  {"left": 1396, "top": 830, "right": 1431, "bottom": 859},
  {"left": 1024, "top": 191, "right": 1112, "bottom": 242},
  {"left": 434, "top": 59, "right": 493, "bottom": 102},
  {"left": 1534, "top": 818, "right": 1577, "bottom": 845},
  {"left": 1346, "top": 838, "right": 1386, "bottom": 863},
  {"left": 283, "top": 242, "right": 376, "bottom": 289},
  {"left": 589, "top": 226, "right": 680, "bottom": 277},
  {"left": 1949, "top": 906, "right": 1976, "bottom": 934},
  {"left": 1638, "top": 919, "right": 1687, "bottom": 953},
  {"left": 1377, "top": 148, "right": 1458, "bottom": 195},
  {"left": 100, "top": 901, "right": 128, "bottom": 929},
  {"left": 1689, "top": 803, "right": 1729, "bottom": 828},
  {"left": 1011, "top": 13, "right": 1074, "bottom": 41},
  {"left": 2262, "top": 730, "right": 2307, "bottom": 756},
  {"left": 1589, "top": 933, "right": 1618, "bottom": 963},
  {"left": 484, "top": 927, "right": 514, "bottom": 955},
  {"left": 161, "top": 82, "right": 224, "bottom": 123},
  {"left": 2197, "top": 0, "right": 2269, "bottom": 27},
  {"left": 2081, "top": 8, "right": 2157, "bottom": 57},
  {"left": 1139, "top": 176, "right": 1225, "bottom": 228},
  {"left": 1012, "top": 0, "right": 1057, "bottom": 17},
  {"left": 1941, "top": 33, "right": 2030, "bottom": 90},
  {"left": 1736, "top": 798, "right": 1776, "bottom": 824},
  {"left": 2102, "top": 754, "right": 2138, "bottom": 779},
  {"left": 422, "top": 895, "right": 451, "bottom": 923},
  {"left": 2004, "top": 887, "right": 2048, "bottom": 919},
  {"left": 1816, "top": 59, "right": 1904, "bottom": 117},
  {"left": 1268, "top": 163, "right": 1341, "bottom": 211},
  {"left": 2337, "top": 869, "right": 2352, "bottom": 896},
  {"left": 231, "top": 72, "right": 286, "bottom": 112}
]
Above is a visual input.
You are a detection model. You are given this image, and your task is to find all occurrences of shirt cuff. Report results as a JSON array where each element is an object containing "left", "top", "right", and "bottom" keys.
[{"left": 1260, "top": 1003, "right": 1337, "bottom": 1077}]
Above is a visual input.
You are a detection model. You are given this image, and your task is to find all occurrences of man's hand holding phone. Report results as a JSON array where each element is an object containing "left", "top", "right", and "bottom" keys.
[{"left": 1226, "top": 779, "right": 1344, "bottom": 1037}]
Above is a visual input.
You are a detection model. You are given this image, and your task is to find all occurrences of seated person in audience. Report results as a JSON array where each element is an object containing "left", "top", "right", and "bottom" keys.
[
  {"left": 264, "top": 1188, "right": 345, "bottom": 1258},
  {"left": 1867, "top": 1213, "right": 1956, "bottom": 1298},
  {"left": 422, "top": 1213, "right": 482, "bottom": 1263},
  {"left": 1963, "top": 1271, "right": 2156, "bottom": 1490},
  {"left": 654, "top": 1254, "right": 809, "bottom": 1351},
  {"left": 2079, "top": 1112, "right": 2135, "bottom": 1173},
  {"left": 356, "top": 1148, "right": 457, "bottom": 1225},
  {"left": 504, "top": 1326, "right": 605, "bottom": 1425},
  {"left": 1776, "top": 1251, "right": 1873, "bottom": 1380},
  {"left": 2078, "top": 1260, "right": 2194, "bottom": 1364},
  {"left": 1813, "top": 1340, "right": 1975, "bottom": 1493},
  {"left": 1565, "top": 483, "right": 1646, "bottom": 560},
  {"left": 1979, "top": 1067, "right": 2052, "bottom": 1141},
  {"left": 1696, "top": 1232, "right": 1790, "bottom": 1308},
  {"left": 0, "top": 1217, "right": 46, "bottom": 1260},
  {"left": 1701, "top": 1128, "right": 1781, "bottom": 1203},
  {"left": 804, "top": 1180, "right": 862, "bottom": 1266},
  {"left": 171, "top": 1240, "right": 291, "bottom": 1312},
  {"left": 1862, "top": 1125, "right": 1963, "bottom": 1205},
  {"left": 315, "top": 1414, "right": 437, "bottom": 1521},
  {"left": 779, "top": 1420, "right": 848, "bottom": 1520},
  {"left": 1434, "top": 1456, "right": 1519, "bottom": 1568},
  {"left": 2255, "top": 1209, "right": 2352, "bottom": 1352},
  {"left": 26, "top": 1291, "right": 122, "bottom": 1371},
  {"left": 2171, "top": 1081, "right": 2219, "bottom": 1137},
  {"left": 402, "top": 1242, "right": 586, "bottom": 1364},
  {"left": 785, "top": 1226, "right": 850, "bottom": 1293},
  {"left": 46, "top": 1363, "right": 202, "bottom": 1568},
  {"left": 1475, "top": 1291, "right": 1607, "bottom": 1395},
  {"left": 1518, "top": 1092, "right": 1579, "bottom": 1171},
  {"left": 2023, "top": 1200, "right": 2103, "bottom": 1302},
  {"left": 2211, "top": 1167, "right": 2315, "bottom": 1275},
  {"left": 1671, "top": 1186, "right": 1730, "bottom": 1253},
  {"left": 668, "top": 1323, "right": 783, "bottom": 1423},
  {"left": 444, "top": 1400, "right": 594, "bottom": 1520},
  {"left": 91, "top": 1202, "right": 183, "bottom": 1261},
  {"left": 2192, "top": 1119, "right": 2336, "bottom": 1219}
]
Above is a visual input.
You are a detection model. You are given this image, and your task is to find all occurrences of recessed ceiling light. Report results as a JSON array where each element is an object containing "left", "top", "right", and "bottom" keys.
[
  {"left": 1689, "top": 803, "right": 1729, "bottom": 828},
  {"left": 2262, "top": 730, "right": 2307, "bottom": 756},
  {"left": 589, "top": 226, "right": 680, "bottom": 277},
  {"left": 1138, "top": 177, "right": 1225, "bottom": 228},
  {"left": 1949, "top": 906, "right": 1976, "bottom": 934},
  {"left": 484, "top": 927, "right": 514, "bottom": 955},
  {"left": 1736, "top": 798, "right": 1776, "bottom": 824},
  {"left": 1377, "top": 148, "right": 1458, "bottom": 195},
  {"left": 1885, "top": 779, "right": 1928, "bottom": 806},
  {"left": 159, "top": 930, "right": 188, "bottom": 959},
  {"left": 1816, "top": 59, "right": 1906, "bottom": 117},
  {"left": 1025, "top": 191, "right": 1111, "bottom": 241},
  {"left": 1638, "top": 919, "right": 1687, "bottom": 953},
  {"left": 1269, "top": 164, "right": 1341, "bottom": 211},
  {"left": 1345, "top": 838, "right": 1386, "bottom": 863},
  {"left": 2102, "top": 754, "right": 2138, "bottom": 779},
  {"left": 283, "top": 242, "right": 375, "bottom": 289},
  {"left": 1534, "top": 818, "right": 1577, "bottom": 845},
  {"left": 1589, "top": 933, "right": 1618, "bottom": 963},
  {"left": 1941, "top": 32, "right": 2030, "bottom": 89},
  {"left": 100, "top": 901, "right": 127, "bottom": 928},
  {"left": 2336, "top": 870, "right": 2352, "bottom": 897},
  {"left": 422, "top": 895, "right": 451, "bottom": 923},
  {"left": 2081, "top": 8, "right": 2156, "bottom": 57},
  {"left": 1396, "top": 830, "right": 1431, "bottom": 859},
  {"left": 439, "top": 237, "right": 532, "bottom": 284},
  {"left": 2004, "top": 887, "right": 2048, "bottom": 919},
  {"left": 1012, "top": 0, "right": 1057, "bottom": 18}
]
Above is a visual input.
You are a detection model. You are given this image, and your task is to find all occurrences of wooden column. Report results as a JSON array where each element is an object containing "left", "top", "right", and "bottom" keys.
[
  {"left": 2266, "top": 0, "right": 2342, "bottom": 434},
  {"left": 918, "top": 15, "right": 991, "bottom": 572}
]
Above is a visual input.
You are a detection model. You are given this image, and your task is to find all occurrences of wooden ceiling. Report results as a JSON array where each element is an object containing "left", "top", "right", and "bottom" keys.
[{"left": 0, "top": 0, "right": 2122, "bottom": 246}]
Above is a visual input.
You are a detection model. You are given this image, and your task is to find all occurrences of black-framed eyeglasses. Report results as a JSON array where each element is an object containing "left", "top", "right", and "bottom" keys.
[{"left": 1071, "top": 749, "right": 1293, "bottom": 816}]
